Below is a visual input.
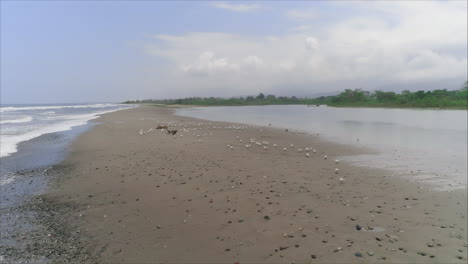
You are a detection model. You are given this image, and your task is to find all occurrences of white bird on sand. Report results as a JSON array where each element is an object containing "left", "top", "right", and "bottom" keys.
[
  {"left": 283, "top": 147, "right": 287, "bottom": 151},
  {"left": 339, "top": 176, "right": 344, "bottom": 183},
  {"left": 324, "top": 155, "right": 328, "bottom": 160},
  {"left": 273, "top": 144, "right": 278, "bottom": 148},
  {"left": 290, "top": 144, "right": 294, "bottom": 147},
  {"left": 227, "top": 144, "right": 231, "bottom": 148},
  {"left": 335, "top": 168, "right": 339, "bottom": 174},
  {"left": 335, "top": 159, "right": 339, "bottom": 164},
  {"left": 313, "top": 149, "right": 317, "bottom": 153},
  {"left": 306, "top": 153, "right": 310, "bottom": 157},
  {"left": 230, "top": 146, "right": 235, "bottom": 150},
  {"left": 305, "top": 147, "right": 310, "bottom": 151},
  {"left": 245, "top": 144, "right": 251, "bottom": 148},
  {"left": 263, "top": 146, "right": 268, "bottom": 150},
  {"left": 139, "top": 129, "right": 144, "bottom": 135}
]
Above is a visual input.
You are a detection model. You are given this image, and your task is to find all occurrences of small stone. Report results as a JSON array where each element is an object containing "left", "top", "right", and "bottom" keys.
[
  {"left": 333, "top": 247, "right": 342, "bottom": 252},
  {"left": 355, "top": 225, "right": 362, "bottom": 231},
  {"left": 354, "top": 252, "right": 363, "bottom": 258},
  {"left": 225, "top": 248, "right": 230, "bottom": 252},
  {"left": 279, "top": 246, "right": 289, "bottom": 251},
  {"left": 264, "top": 215, "right": 270, "bottom": 220},
  {"left": 427, "top": 243, "right": 434, "bottom": 247},
  {"left": 417, "top": 251, "right": 427, "bottom": 256},
  {"left": 456, "top": 256, "right": 463, "bottom": 260},
  {"left": 322, "top": 240, "right": 328, "bottom": 243},
  {"left": 311, "top": 254, "right": 317, "bottom": 259},
  {"left": 376, "top": 237, "right": 382, "bottom": 241},
  {"left": 367, "top": 251, "right": 374, "bottom": 256}
]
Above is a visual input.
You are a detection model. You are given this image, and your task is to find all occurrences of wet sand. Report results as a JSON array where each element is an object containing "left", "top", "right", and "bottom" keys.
[{"left": 43, "top": 105, "right": 467, "bottom": 263}]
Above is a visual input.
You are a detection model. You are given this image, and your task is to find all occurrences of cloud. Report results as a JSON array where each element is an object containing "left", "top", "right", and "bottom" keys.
[
  {"left": 286, "top": 9, "right": 317, "bottom": 20},
  {"left": 212, "top": 2, "right": 261, "bottom": 12},
  {"left": 145, "top": 1, "right": 467, "bottom": 98}
]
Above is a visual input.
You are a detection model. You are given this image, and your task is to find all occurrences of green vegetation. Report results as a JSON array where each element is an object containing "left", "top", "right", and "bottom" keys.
[{"left": 124, "top": 81, "right": 468, "bottom": 109}]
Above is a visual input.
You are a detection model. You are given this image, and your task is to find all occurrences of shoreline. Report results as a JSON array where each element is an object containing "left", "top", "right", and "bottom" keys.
[
  {"left": 126, "top": 103, "right": 468, "bottom": 111},
  {"left": 3, "top": 105, "right": 466, "bottom": 263}
]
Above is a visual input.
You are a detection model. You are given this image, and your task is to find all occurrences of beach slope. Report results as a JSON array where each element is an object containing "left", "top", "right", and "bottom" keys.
[{"left": 45, "top": 106, "right": 466, "bottom": 263}]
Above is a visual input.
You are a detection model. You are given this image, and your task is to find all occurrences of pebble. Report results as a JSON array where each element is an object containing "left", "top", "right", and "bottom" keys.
[
  {"left": 311, "top": 254, "right": 317, "bottom": 259},
  {"left": 354, "top": 252, "right": 363, "bottom": 258},
  {"left": 333, "top": 247, "right": 342, "bottom": 252},
  {"left": 279, "top": 246, "right": 289, "bottom": 251},
  {"left": 355, "top": 225, "right": 362, "bottom": 231},
  {"left": 367, "top": 251, "right": 374, "bottom": 256}
]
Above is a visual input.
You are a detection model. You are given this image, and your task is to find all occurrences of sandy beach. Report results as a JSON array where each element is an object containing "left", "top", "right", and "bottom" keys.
[{"left": 31, "top": 105, "right": 467, "bottom": 263}]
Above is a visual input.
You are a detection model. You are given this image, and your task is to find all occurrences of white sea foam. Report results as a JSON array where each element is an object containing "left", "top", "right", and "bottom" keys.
[
  {"left": 0, "top": 104, "right": 120, "bottom": 112},
  {"left": 0, "top": 116, "right": 33, "bottom": 124},
  {"left": 0, "top": 106, "right": 134, "bottom": 158},
  {"left": 0, "top": 175, "right": 16, "bottom": 186}
]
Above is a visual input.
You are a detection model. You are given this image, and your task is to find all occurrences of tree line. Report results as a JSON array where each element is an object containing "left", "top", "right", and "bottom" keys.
[{"left": 124, "top": 81, "right": 467, "bottom": 109}]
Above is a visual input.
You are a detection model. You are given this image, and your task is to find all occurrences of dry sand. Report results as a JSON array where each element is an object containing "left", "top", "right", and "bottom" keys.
[{"left": 44, "top": 105, "right": 467, "bottom": 263}]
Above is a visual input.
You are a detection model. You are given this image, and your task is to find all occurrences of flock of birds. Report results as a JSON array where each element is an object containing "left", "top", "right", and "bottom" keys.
[{"left": 138, "top": 120, "right": 345, "bottom": 183}]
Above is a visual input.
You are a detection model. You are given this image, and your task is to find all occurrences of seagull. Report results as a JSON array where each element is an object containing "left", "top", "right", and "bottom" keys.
[
  {"left": 335, "top": 168, "right": 339, "bottom": 174},
  {"left": 335, "top": 159, "right": 339, "bottom": 164},
  {"left": 273, "top": 144, "right": 278, "bottom": 148},
  {"left": 324, "top": 155, "right": 328, "bottom": 160},
  {"left": 306, "top": 153, "right": 310, "bottom": 157},
  {"left": 290, "top": 144, "right": 294, "bottom": 147},
  {"left": 263, "top": 146, "right": 268, "bottom": 150},
  {"left": 339, "top": 177, "right": 344, "bottom": 183},
  {"left": 313, "top": 149, "right": 317, "bottom": 153},
  {"left": 298, "top": 149, "right": 303, "bottom": 153},
  {"left": 283, "top": 147, "right": 287, "bottom": 151}
]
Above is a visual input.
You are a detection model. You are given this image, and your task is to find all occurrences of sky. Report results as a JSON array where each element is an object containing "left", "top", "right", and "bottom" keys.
[{"left": 1, "top": 1, "right": 467, "bottom": 104}]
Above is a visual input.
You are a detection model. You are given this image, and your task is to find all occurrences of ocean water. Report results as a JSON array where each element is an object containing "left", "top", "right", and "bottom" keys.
[
  {"left": 0, "top": 103, "right": 134, "bottom": 159},
  {"left": 176, "top": 105, "right": 467, "bottom": 190}
]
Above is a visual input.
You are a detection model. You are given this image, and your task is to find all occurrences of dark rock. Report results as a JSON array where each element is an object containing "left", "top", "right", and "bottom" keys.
[
  {"left": 354, "top": 252, "right": 363, "bottom": 258},
  {"left": 355, "top": 225, "right": 362, "bottom": 231}
]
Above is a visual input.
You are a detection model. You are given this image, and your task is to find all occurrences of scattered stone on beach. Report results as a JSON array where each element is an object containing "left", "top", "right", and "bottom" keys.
[
  {"left": 354, "top": 252, "right": 363, "bottom": 257},
  {"left": 333, "top": 247, "right": 343, "bottom": 252},
  {"left": 279, "top": 246, "right": 289, "bottom": 251},
  {"left": 355, "top": 225, "right": 362, "bottom": 230},
  {"left": 367, "top": 251, "right": 374, "bottom": 256},
  {"left": 311, "top": 254, "right": 317, "bottom": 259},
  {"left": 264, "top": 215, "right": 270, "bottom": 220}
]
